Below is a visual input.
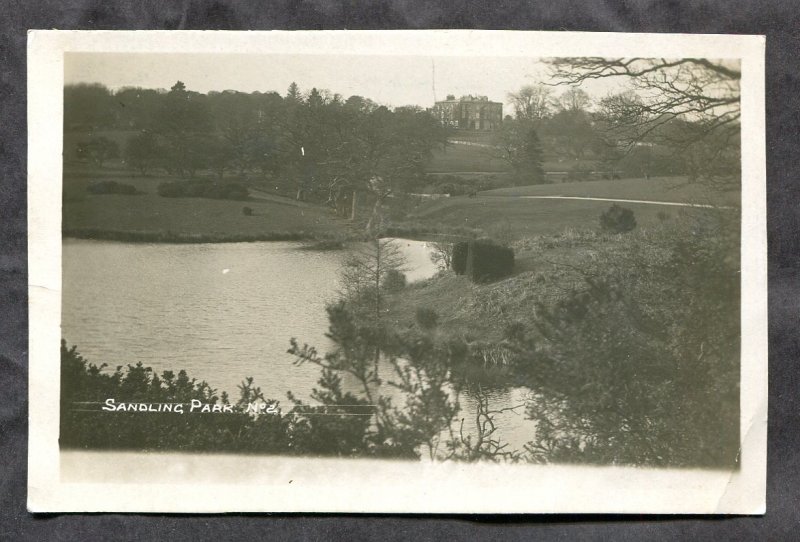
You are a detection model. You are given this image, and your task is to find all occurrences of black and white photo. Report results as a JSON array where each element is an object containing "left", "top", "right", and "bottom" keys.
[{"left": 27, "top": 30, "right": 767, "bottom": 514}]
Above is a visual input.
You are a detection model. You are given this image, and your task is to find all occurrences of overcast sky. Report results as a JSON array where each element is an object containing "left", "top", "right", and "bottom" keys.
[{"left": 65, "top": 53, "right": 629, "bottom": 112}]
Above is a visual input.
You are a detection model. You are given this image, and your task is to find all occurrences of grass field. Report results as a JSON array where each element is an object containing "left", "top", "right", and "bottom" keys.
[
  {"left": 63, "top": 171, "right": 351, "bottom": 241},
  {"left": 401, "top": 176, "right": 740, "bottom": 239},
  {"left": 63, "top": 163, "right": 740, "bottom": 245},
  {"left": 483, "top": 176, "right": 740, "bottom": 206},
  {"left": 427, "top": 143, "right": 511, "bottom": 173}
]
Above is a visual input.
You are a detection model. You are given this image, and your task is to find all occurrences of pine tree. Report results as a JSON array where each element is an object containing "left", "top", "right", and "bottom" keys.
[{"left": 285, "top": 82, "right": 302, "bottom": 104}]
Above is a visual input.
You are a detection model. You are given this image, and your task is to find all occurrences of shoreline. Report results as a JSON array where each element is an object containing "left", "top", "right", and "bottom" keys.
[
  {"left": 62, "top": 228, "right": 336, "bottom": 244},
  {"left": 62, "top": 225, "right": 483, "bottom": 245}
]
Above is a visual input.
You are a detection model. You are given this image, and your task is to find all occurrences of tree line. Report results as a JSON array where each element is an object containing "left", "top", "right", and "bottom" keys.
[{"left": 65, "top": 81, "right": 448, "bottom": 214}]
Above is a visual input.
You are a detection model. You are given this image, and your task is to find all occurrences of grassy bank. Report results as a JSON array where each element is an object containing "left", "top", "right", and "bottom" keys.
[
  {"left": 405, "top": 177, "right": 739, "bottom": 240},
  {"left": 382, "top": 221, "right": 736, "bottom": 346},
  {"left": 482, "top": 176, "right": 740, "bottom": 206},
  {"left": 63, "top": 171, "right": 353, "bottom": 243},
  {"left": 62, "top": 228, "right": 327, "bottom": 244},
  {"left": 380, "top": 234, "right": 588, "bottom": 344}
]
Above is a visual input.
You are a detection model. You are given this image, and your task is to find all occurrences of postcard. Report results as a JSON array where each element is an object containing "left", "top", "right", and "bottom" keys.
[{"left": 28, "top": 30, "right": 766, "bottom": 513}]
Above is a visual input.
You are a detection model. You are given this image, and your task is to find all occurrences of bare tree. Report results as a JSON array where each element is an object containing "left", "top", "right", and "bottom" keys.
[
  {"left": 429, "top": 242, "right": 453, "bottom": 272},
  {"left": 547, "top": 57, "right": 741, "bottom": 184},
  {"left": 338, "top": 238, "right": 406, "bottom": 322},
  {"left": 557, "top": 87, "right": 592, "bottom": 112},
  {"left": 507, "top": 84, "right": 554, "bottom": 121}
]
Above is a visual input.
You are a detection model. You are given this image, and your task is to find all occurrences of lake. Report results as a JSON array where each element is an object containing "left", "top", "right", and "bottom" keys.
[{"left": 62, "top": 238, "right": 534, "bottom": 454}]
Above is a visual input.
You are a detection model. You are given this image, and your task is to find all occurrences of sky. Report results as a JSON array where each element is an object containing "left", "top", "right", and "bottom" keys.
[{"left": 64, "top": 52, "right": 630, "bottom": 112}]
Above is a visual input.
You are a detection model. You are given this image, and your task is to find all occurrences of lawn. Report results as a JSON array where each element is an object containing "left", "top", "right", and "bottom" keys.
[
  {"left": 63, "top": 171, "right": 351, "bottom": 241},
  {"left": 483, "top": 176, "right": 741, "bottom": 207},
  {"left": 408, "top": 195, "right": 728, "bottom": 240},
  {"left": 400, "top": 175, "right": 741, "bottom": 239},
  {"left": 426, "top": 142, "right": 511, "bottom": 173}
]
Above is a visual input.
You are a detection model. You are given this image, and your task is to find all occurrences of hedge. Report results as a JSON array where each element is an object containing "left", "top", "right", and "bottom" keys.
[
  {"left": 452, "top": 241, "right": 469, "bottom": 275},
  {"left": 451, "top": 240, "right": 514, "bottom": 282}
]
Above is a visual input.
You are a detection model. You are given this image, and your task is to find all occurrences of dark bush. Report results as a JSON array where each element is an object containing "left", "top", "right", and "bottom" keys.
[
  {"left": 383, "top": 269, "right": 407, "bottom": 293},
  {"left": 415, "top": 307, "right": 439, "bottom": 330},
  {"left": 452, "top": 241, "right": 469, "bottom": 275},
  {"left": 599, "top": 204, "right": 637, "bottom": 234},
  {"left": 465, "top": 240, "right": 515, "bottom": 283},
  {"left": 86, "top": 181, "right": 140, "bottom": 195},
  {"left": 242, "top": 206, "right": 253, "bottom": 216}
]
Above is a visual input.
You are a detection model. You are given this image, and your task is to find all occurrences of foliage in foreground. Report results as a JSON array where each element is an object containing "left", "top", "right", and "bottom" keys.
[
  {"left": 510, "top": 217, "right": 740, "bottom": 467},
  {"left": 60, "top": 310, "right": 483, "bottom": 459}
]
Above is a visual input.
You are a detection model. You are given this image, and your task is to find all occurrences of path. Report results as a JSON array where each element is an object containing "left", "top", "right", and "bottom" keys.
[{"left": 486, "top": 194, "right": 734, "bottom": 209}]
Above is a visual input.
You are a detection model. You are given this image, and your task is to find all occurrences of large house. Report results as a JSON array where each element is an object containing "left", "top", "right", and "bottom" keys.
[{"left": 431, "top": 94, "right": 503, "bottom": 131}]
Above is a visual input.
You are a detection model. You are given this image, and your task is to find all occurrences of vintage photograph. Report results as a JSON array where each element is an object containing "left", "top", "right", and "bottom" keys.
[{"left": 28, "top": 31, "right": 767, "bottom": 513}]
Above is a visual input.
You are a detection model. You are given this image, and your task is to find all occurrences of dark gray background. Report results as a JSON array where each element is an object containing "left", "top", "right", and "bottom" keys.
[{"left": 1, "top": 1, "right": 798, "bottom": 539}]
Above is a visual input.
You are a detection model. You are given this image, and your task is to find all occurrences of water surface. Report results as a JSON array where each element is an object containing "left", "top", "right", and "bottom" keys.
[{"left": 62, "top": 238, "right": 535, "bottom": 453}]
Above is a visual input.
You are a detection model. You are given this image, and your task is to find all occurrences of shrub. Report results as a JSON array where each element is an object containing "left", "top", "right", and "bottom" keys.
[
  {"left": 415, "top": 307, "right": 439, "bottom": 330},
  {"left": 465, "top": 240, "right": 515, "bottom": 283},
  {"left": 86, "top": 181, "right": 140, "bottom": 196},
  {"left": 242, "top": 206, "right": 253, "bottom": 216},
  {"left": 451, "top": 242, "right": 469, "bottom": 275},
  {"left": 383, "top": 269, "right": 407, "bottom": 293},
  {"left": 599, "top": 204, "right": 637, "bottom": 234},
  {"left": 516, "top": 225, "right": 740, "bottom": 468}
]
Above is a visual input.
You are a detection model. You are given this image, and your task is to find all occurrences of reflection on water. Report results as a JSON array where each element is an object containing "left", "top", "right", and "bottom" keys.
[{"left": 62, "top": 238, "right": 536, "bottom": 454}]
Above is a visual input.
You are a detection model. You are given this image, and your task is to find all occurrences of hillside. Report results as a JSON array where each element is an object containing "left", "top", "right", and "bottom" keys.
[
  {"left": 402, "top": 176, "right": 739, "bottom": 239},
  {"left": 381, "top": 224, "right": 693, "bottom": 343}
]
